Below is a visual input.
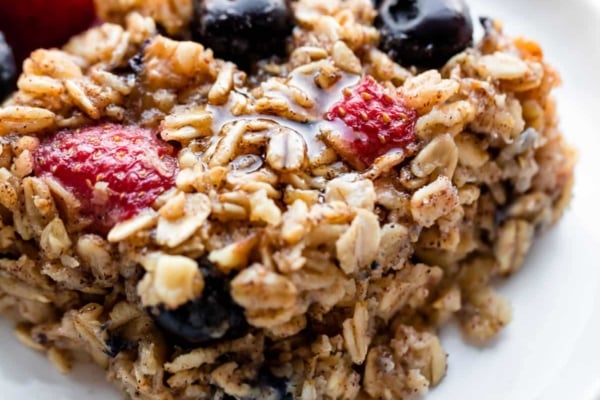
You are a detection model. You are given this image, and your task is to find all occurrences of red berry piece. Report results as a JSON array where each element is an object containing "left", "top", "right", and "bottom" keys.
[
  {"left": 34, "top": 124, "right": 178, "bottom": 234},
  {"left": 0, "top": 0, "right": 96, "bottom": 65},
  {"left": 324, "top": 76, "right": 417, "bottom": 169}
]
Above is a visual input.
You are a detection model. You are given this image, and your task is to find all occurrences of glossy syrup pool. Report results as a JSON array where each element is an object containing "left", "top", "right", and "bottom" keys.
[{"left": 207, "top": 68, "right": 361, "bottom": 161}]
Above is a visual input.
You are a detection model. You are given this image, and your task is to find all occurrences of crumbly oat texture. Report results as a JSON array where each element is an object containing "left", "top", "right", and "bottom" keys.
[{"left": 0, "top": 1, "right": 575, "bottom": 399}]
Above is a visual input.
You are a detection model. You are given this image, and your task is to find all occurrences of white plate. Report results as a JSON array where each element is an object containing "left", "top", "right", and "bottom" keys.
[{"left": 2, "top": 0, "right": 600, "bottom": 399}]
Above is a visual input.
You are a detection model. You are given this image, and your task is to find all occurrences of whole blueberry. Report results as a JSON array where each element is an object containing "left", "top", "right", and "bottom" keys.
[
  {"left": 375, "top": 0, "right": 473, "bottom": 68},
  {"left": 0, "top": 31, "right": 16, "bottom": 101},
  {"left": 151, "top": 259, "right": 248, "bottom": 345},
  {"left": 192, "top": 0, "right": 294, "bottom": 66}
]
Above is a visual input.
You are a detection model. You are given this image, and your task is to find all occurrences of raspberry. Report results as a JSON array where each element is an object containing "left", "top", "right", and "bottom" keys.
[
  {"left": 0, "top": 0, "right": 96, "bottom": 65},
  {"left": 324, "top": 76, "right": 417, "bottom": 169},
  {"left": 34, "top": 124, "right": 178, "bottom": 234}
]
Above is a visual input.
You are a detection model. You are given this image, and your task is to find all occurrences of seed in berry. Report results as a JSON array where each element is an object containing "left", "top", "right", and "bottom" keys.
[
  {"left": 33, "top": 124, "right": 178, "bottom": 235},
  {"left": 375, "top": 0, "right": 473, "bottom": 68},
  {"left": 323, "top": 76, "right": 417, "bottom": 169},
  {"left": 192, "top": 0, "right": 294, "bottom": 67}
]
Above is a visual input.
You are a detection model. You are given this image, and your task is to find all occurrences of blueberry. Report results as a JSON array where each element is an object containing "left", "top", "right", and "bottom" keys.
[
  {"left": 375, "top": 0, "right": 473, "bottom": 68},
  {"left": 192, "top": 0, "right": 294, "bottom": 66},
  {"left": 151, "top": 259, "right": 248, "bottom": 345},
  {"left": 0, "top": 31, "right": 16, "bottom": 101},
  {"left": 255, "top": 369, "right": 292, "bottom": 400},
  {"left": 104, "top": 333, "right": 132, "bottom": 357}
]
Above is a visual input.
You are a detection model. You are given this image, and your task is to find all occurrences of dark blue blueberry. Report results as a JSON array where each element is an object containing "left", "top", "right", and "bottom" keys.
[
  {"left": 375, "top": 0, "right": 473, "bottom": 68},
  {"left": 256, "top": 369, "right": 292, "bottom": 400},
  {"left": 0, "top": 31, "right": 16, "bottom": 101},
  {"left": 151, "top": 259, "right": 248, "bottom": 345},
  {"left": 104, "top": 333, "right": 132, "bottom": 357},
  {"left": 192, "top": 0, "right": 294, "bottom": 66}
]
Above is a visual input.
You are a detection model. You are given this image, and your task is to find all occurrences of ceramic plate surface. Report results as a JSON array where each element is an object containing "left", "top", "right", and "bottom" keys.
[{"left": 1, "top": 0, "right": 600, "bottom": 398}]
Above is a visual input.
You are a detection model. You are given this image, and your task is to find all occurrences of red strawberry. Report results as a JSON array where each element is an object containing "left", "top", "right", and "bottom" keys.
[
  {"left": 324, "top": 76, "right": 417, "bottom": 169},
  {"left": 0, "top": 0, "right": 96, "bottom": 65},
  {"left": 34, "top": 124, "right": 178, "bottom": 234}
]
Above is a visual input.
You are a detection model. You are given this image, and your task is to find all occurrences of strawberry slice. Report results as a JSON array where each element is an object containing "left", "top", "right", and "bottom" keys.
[
  {"left": 34, "top": 124, "right": 178, "bottom": 234},
  {"left": 324, "top": 76, "right": 417, "bottom": 169}
]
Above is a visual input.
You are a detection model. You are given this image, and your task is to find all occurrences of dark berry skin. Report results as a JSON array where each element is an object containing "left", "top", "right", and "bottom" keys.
[
  {"left": 104, "top": 333, "right": 133, "bottom": 357},
  {"left": 375, "top": 0, "right": 473, "bottom": 68},
  {"left": 256, "top": 369, "right": 292, "bottom": 400},
  {"left": 0, "top": 32, "right": 16, "bottom": 101},
  {"left": 192, "top": 0, "right": 294, "bottom": 67},
  {"left": 151, "top": 259, "right": 247, "bottom": 345}
]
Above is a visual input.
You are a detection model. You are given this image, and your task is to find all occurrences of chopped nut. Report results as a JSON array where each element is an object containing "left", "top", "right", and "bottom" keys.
[
  {"left": 249, "top": 189, "right": 282, "bottom": 226},
  {"left": 325, "top": 175, "right": 376, "bottom": 211},
  {"left": 139, "top": 253, "right": 204, "bottom": 309},
  {"left": 266, "top": 127, "right": 307, "bottom": 172},
  {"left": 208, "top": 235, "right": 258, "bottom": 272},
  {"left": 231, "top": 264, "right": 298, "bottom": 310},
  {"left": 281, "top": 200, "right": 310, "bottom": 244}
]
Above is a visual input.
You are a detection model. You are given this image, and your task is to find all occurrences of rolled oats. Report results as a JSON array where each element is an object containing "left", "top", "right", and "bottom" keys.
[
  {"left": 332, "top": 41, "right": 362, "bottom": 74},
  {"left": 0, "top": 2, "right": 576, "bottom": 400},
  {"left": 156, "top": 193, "right": 211, "bottom": 248},
  {"left": 342, "top": 302, "right": 371, "bottom": 364},
  {"left": 411, "top": 176, "right": 460, "bottom": 228},
  {"left": 411, "top": 134, "right": 459, "bottom": 178},
  {"left": 0, "top": 106, "right": 56, "bottom": 135},
  {"left": 495, "top": 219, "right": 535, "bottom": 275},
  {"left": 266, "top": 127, "right": 307, "bottom": 172},
  {"left": 336, "top": 209, "right": 381, "bottom": 275}
]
